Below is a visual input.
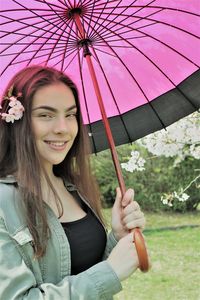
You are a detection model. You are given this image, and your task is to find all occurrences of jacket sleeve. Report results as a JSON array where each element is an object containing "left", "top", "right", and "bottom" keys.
[
  {"left": 0, "top": 216, "right": 121, "bottom": 300},
  {"left": 103, "top": 230, "right": 118, "bottom": 259}
]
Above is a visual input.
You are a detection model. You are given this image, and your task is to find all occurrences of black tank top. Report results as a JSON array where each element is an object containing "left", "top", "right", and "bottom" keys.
[{"left": 61, "top": 201, "right": 107, "bottom": 275}]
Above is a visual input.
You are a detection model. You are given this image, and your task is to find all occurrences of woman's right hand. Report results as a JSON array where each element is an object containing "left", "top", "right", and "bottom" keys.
[{"left": 107, "top": 232, "right": 139, "bottom": 281}]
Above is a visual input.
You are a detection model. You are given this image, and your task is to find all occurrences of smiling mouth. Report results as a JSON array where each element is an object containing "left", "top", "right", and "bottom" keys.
[
  {"left": 44, "top": 140, "right": 68, "bottom": 150},
  {"left": 45, "top": 141, "right": 67, "bottom": 146}
]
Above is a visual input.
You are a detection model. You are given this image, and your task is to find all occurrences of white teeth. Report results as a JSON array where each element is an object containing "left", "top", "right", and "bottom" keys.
[{"left": 47, "top": 141, "right": 65, "bottom": 146}]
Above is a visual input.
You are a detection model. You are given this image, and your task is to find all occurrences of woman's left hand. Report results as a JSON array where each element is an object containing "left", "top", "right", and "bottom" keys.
[{"left": 111, "top": 187, "right": 145, "bottom": 241}]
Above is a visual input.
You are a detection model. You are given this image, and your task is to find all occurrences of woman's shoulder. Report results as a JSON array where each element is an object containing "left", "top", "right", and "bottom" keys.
[
  {"left": 0, "top": 176, "right": 23, "bottom": 226},
  {"left": 0, "top": 176, "right": 17, "bottom": 201},
  {"left": 0, "top": 176, "right": 27, "bottom": 236}
]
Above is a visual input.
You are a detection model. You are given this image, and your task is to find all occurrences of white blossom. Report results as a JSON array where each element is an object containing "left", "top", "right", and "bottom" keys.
[
  {"left": 1, "top": 112, "right": 15, "bottom": 123},
  {"left": 138, "top": 112, "right": 200, "bottom": 159},
  {"left": 121, "top": 150, "right": 146, "bottom": 172},
  {"left": 190, "top": 145, "right": 200, "bottom": 159}
]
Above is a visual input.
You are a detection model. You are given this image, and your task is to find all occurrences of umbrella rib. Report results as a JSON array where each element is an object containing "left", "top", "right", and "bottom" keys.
[
  {"left": 36, "top": 0, "right": 70, "bottom": 12},
  {"left": 0, "top": 10, "right": 65, "bottom": 17},
  {"left": 0, "top": 16, "right": 74, "bottom": 76},
  {"left": 0, "top": 48, "right": 46, "bottom": 57},
  {"left": 76, "top": 46, "right": 97, "bottom": 153},
  {"left": 89, "top": 6, "right": 163, "bottom": 41},
  {"left": 77, "top": 0, "right": 103, "bottom": 9},
  {"left": 78, "top": 0, "right": 87, "bottom": 39},
  {"left": 61, "top": 18, "right": 75, "bottom": 71},
  {"left": 99, "top": 10, "right": 200, "bottom": 41},
  {"left": 86, "top": 13, "right": 200, "bottom": 69},
  {"left": 91, "top": 17, "right": 199, "bottom": 48},
  {"left": 84, "top": 11, "right": 157, "bottom": 44},
  {"left": 90, "top": 27, "right": 147, "bottom": 43},
  {"left": 66, "top": 0, "right": 73, "bottom": 8},
  {"left": 36, "top": 47, "right": 77, "bottom": 70},
  {"left": 36, "top": 0, "right": 79, "bottom": 39},
  {"left": 88, "top": 0, "right": 157, "bottom": 42},
  {"left": 55, "top": 0, "right": 69, "bottom": 7},
  {"left": 23, "top": 46, "right": 78, "bottom": 70},
  {"left": 96, "top": 19, "right": 157, "bottom": 42},
  {"left": 137, "top": 26, "right": 199, "bottom": 68},
  {"left": 61, "top": 48, "right": 80, "bottom": 71},
  {"left": 5, "top": 16, "right": 74, "bottom": 67},
  {"left": 52, "top": 50, "right": 78, "bottom": 70},
  {"left": 93, "top": 40, "right": 146, "bottom": 47},
  {"left": 90, "top": 46, "right": 117, "bottom": 58},
  {"left": 0, "top": 44, "right": 74, "bottom": 58},
  {"left": 91, "top": 46, "right": 132, "bottom": 144},
  {"left": 0, "top": 8, "right": 64, "bottom": 14},
  {"left": 92, "top": 4, "right": 200, "bottom": 18},
  {"left": 85, "top": 0, "right": 97, "bottom": 37},
  {"left": 89, "top": 2, "right": 200, "bottom": 40},
  {"left": 76, "top": 0, "right": 90, "bottom": 7},
  {"left": 89, "top": 27, "right": 151, "bottom": 44},
  {"left": 0, "top": 16, "right": 79, "bottom": 59},
  {"left": 0, "top": 11, "right": 63, "bottom": 24},
  {"left": 88, "top": 0, "right": 129, "bottom": 41},
  {"left": 0, "top": 14, "right": 70, "bottom": 40},
  {"left": 86, "top": 0, "right": 115, "bottom": 37},
  {"left": 10, "top": 0, "right": 78, "bottom": 39},
  {"left": 89, "top": 0, "right": 156, "bottom": 41},
  {"left": 83, "top": 0, "right": 123, "bottom": 9},
  {"left": 0, "top": 17, "right": 67, "bottom": 42},
  {"left": 43, "top": 18, "right": 73, "bottom": 68},
  {"left": 0, "top": 11, "right": 79, "bottom": 42},
  {"left": 8, "top": 44, "right": 77, "bottom": 67},
  {"left": 137, "top": 15, "right": 200, "bottom": 39},
  {"left": 11, "top": 0, "right": 65, "bottom": 31},
  {"left": 0, "top": 42, "right": 75, "bottom": 46},
  {"left": 0, "top": 20, "right": 57, "bottom": 68}
]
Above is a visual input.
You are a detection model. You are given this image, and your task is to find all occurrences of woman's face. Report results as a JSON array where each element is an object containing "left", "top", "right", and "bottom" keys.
[{"left": 31, "top": 82, "right": 78, "bottom": 172}]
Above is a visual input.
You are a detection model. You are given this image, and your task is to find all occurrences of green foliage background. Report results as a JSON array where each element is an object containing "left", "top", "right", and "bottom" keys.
[{"left": 91, "top": 144, "right": 200, "bottom": 212}]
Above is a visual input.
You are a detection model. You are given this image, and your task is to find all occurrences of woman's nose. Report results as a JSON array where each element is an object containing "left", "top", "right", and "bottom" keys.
[{"left": 53, "top": 117, "right": 68, "bottom": 134}]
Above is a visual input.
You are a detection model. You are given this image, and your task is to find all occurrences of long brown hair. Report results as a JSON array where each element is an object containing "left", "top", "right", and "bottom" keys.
[{"left": 0, "top": 65, "right": 103, "bottom": 257}]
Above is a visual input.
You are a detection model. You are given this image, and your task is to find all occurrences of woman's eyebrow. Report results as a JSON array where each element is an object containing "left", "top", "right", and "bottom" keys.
[{"left": 32, "top": 104, "right": 77, "bottom": 112}]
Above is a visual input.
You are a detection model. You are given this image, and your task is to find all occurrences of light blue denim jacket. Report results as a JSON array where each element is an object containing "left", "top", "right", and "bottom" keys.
[{"left": 0, "top": 177, "right": 122, "bottom": 300}]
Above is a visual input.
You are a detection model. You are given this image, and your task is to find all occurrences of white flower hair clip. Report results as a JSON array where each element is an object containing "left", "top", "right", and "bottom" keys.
[{"left": 0, "top": 86, "right": 24, "bottom": 123}]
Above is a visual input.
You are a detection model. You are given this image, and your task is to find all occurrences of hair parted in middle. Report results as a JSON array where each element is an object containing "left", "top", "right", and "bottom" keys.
[{"left": 0, "top": 65, "right": 103, "bottom": 257}]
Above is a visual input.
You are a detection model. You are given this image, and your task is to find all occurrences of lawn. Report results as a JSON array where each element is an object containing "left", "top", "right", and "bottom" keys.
[{"left": 103, "top": 210, "right": 200, "bottom": 300}]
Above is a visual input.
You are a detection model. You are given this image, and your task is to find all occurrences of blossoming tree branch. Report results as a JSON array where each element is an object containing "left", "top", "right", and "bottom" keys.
[{"left": 121, "top": 112, "right": 200, "bottom": 207}]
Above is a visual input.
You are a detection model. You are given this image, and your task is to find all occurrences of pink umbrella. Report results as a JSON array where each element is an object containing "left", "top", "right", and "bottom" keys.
[{"left": 1, "top": 0, "right": 200, "bottom": 272}]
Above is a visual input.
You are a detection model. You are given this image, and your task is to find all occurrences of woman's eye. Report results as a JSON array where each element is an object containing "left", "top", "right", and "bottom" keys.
[
  {"left": 39, "top": 113, "right": 53, "bottom": 118},
  {"left": 66, "top": 113, "right": 77, "bottom": 119}
]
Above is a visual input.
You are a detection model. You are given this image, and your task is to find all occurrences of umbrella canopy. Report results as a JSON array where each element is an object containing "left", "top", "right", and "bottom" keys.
[{"left": 0, "top": 0, "right": 200, "bottom": 153}]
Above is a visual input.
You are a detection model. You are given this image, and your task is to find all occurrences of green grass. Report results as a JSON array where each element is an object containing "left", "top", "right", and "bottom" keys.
[
  {"left": 145, "top": 211, "right": 200, "bottom": 228},
  {"left": 103, "top": 210, "right": 200, "bottom": 300}
]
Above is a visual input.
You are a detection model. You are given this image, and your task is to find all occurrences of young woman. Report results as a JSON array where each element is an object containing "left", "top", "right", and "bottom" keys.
[{"left": 0, "top": 66, "right": 145, "bottom": 299}]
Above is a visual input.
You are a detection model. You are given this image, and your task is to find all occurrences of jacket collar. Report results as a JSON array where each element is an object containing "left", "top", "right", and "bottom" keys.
[
  {"left": 0, "top": 175, "right": 77, "bottom": 191},
  {"left": 0, "top": 175, "right": 17, "bottom": 184}
]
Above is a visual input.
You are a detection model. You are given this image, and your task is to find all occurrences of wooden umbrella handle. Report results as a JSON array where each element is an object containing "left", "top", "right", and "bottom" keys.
[{"left": 134, "top": 228, "right": 150, "bottom": 272}]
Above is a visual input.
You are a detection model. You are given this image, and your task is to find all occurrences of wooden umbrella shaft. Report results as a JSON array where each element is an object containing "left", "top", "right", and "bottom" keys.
[
  {"left": 73, "top": 13, "right": 149, "bottom": 272},
  {"left": 85, "top": 55, "right": 126, "bottom": 194}
]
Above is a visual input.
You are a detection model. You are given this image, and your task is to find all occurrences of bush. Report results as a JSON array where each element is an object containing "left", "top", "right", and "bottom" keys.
[{"left": 91, "top": 144, "right": 200, "bottom": 212}]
